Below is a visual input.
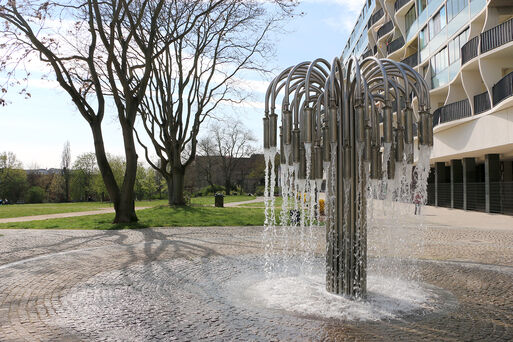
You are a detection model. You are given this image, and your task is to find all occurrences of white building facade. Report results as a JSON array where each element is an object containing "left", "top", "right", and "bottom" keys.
[{"left": 343, "top": 0, "right": 513, "bottom": 214}]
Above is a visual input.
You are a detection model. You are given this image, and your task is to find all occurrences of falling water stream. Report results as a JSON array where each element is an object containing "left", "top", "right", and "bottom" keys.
[{"left": 257, "top": 144, "right": 439, "bottom": 321}]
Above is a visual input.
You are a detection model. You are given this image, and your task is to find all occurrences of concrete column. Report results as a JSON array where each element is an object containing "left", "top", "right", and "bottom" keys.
[
  {"left": 485, "top": 154, "right": 501, "bottom": 213},
  {"left": 435, "top": 162, "right": 446, "bottom": 207},
  {"left": 504, "top": 161, "right": 513, "bottom": 182},
  {"left": 450, "top": 159, "right": 463, "bottom": 209},
  {"left": 462, "top": 157, "right": 476, "bottom": 211}
]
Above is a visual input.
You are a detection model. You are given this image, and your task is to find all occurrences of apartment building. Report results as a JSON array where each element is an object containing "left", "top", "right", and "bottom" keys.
[{"left": 342, "top": 0, "right": 513, "bottom": 214}]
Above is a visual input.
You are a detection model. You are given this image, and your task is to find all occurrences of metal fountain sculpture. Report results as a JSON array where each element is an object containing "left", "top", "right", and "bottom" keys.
[{"left": 263, "top": 56, "right": 433, "bottom": 299}]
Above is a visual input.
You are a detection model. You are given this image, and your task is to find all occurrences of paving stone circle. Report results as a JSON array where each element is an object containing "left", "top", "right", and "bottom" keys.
[{"left": 0, "top": 224, "right": 512, "bottom": 341}]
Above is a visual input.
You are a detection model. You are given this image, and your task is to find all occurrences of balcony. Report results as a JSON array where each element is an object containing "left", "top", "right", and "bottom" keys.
[
  {"left": 401, "top": 52, "right": 418, "bottom": 68},
  {"left": 432, "top": 99, "right": 471, "bottom": 127},
  {"left": 377, "top": 21, "right": 394, "bottom": 40},
  {"left": 461, "top": 36, "right": 479, "bottom": 65},
  {"left": 394, "top": 0, "right": 411, "bottom": 12},
  {"left": 362, "top": 49, "right": 373, "bottom": 59},
  {"left": 492, "top": 71, "right": 513, "bottom": 106},
  {"left": 387, "top": 37, "right": 404, "bottom": 55},
  {"left": 474, "top": 91, "right": 491, "bottom": 115},
  {"left": 481, "top": 17, "right": 513, "bottom": 54},
  {"left": 368, "top": 8, "right": 384, "bottom": 29}
]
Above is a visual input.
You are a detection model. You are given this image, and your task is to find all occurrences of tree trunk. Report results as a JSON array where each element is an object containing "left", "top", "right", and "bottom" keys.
[
  {"left": 114, "top": 194, "right": 137, "bottom": 223},
  {"left": 117, "top": 114, "right": 139, "bottom": 223},
  {"left": 167, "top": 167, "right": 186, "bottom": 206},
  {"left": 225, "top": 179, "right": 231, "bottom": 195},
  {"left": 90, "top": 121, "right": 138, "bottom": 223}
]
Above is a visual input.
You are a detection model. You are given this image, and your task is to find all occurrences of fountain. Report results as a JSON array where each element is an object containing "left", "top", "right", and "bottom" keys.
[{"left": 262, "top": 56, "right": 433, "bottom": 299}]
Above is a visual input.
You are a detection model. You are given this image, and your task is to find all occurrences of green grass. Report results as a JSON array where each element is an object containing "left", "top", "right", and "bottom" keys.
[
  {"left": 236, "top": 197, "right": 283, "bottom": 207},
  {"left": 190, "top": 195, "right": 256, "bottom": 206},
  {"left": 0, "top": 196, "right": 256, "bottom": 219},
  {"left": 0, "top": 206, "right": 265, "bottom": 230}
]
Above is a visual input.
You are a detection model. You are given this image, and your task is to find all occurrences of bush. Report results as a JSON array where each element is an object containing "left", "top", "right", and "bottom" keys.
[
  {"left": 25, "top": 186, "right": 45, "bottom": 203},
  {"left": 255, "top": 185, "right": 264, "bottom": 196},
  {"left": 194, "top": 184, "right": 225, "bottom": 197},
  {"left": 255, "top": 185, "right": 279, "bottom": 196}
]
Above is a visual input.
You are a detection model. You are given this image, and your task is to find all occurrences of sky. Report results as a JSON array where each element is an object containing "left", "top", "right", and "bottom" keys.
[{"left": 0, "top": 0, "right": 366, "bottom": 169}]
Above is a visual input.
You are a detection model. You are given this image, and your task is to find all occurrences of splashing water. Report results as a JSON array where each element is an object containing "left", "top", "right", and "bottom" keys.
[{"left": 262, "top": 136, "right": 434, "bottom": 318}]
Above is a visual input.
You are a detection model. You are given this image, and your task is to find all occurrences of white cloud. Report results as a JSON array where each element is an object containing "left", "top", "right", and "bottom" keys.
[
  {"left": 305, "top": 0, "right": 366, "bottom": 12},
  {"left": 305, "top": 0, "right": 367, "bottom": 33},
  {"left": 232, "top": 78, "right": 270, "bottom": 94}
]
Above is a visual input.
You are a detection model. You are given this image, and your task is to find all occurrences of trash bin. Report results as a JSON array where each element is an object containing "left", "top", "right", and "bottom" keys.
[
  {"left": 289, "top": 209, "right": 300, "bottom": 225},
  {"left": 215, "top": 193, "right": 224, "bottom": 207}
]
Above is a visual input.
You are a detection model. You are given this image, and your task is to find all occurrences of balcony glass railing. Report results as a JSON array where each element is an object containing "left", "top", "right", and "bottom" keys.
[
  {"left": 433, "top": 99, "right": 471, "bottom": 127},
  {"left": 447, "top": 5, "right": 470, "bottom": 38},
  {"left": 429, "top": 26, "right": 448, "bottom": 57},
  {"left": 448, "top": 61, "right": 460, "bottom": 81},
  {"left": 394, "top": 0, "right": 411, "bottom": 12},
  {"left": 470, "top": 0, "right": 487, "bottom": 17},
  {"left": 492, "top": 71, "right": 513, "bottom": 106},
  {"left": 474, "top": 91, "right": 491, "bottom": 115},
  {"left": 461, "top": 36, "right": 479, "bottom": 65},
  {"left": 431, "top": 68, "right": 449, "bottom": 89},
  {"left": 387, "top": 37, "right": 405, "bottom": 54},
  {"left": 368, "top": 8, "right": 384, "bottom": 28},
  {"left": 401, "top": 52, "right": 418, "bottom": 68},
  {"left": 378, "top": 21, "right": 394, "bottom": 39},
  {"left": 362, "top": 49, "right": 373, "bottom": 59},
  {"left": 481, "top": 17, "right": 513, "bottom": 54}
]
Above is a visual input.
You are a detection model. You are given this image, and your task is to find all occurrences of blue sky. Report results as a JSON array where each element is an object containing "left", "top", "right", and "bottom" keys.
[{"left": 0, "top": 0, "right": 365, "bottom": 168}]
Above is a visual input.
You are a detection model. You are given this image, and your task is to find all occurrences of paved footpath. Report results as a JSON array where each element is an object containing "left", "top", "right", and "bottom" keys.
[
  {"left": 0, "top": 206, "right": 512, "bottom": 341},
  {"left": 0, "top": 207, "right": 150, "bottom": 224}
]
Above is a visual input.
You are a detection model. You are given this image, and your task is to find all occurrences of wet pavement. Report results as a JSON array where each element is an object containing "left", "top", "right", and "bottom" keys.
[{"left": 0, "top": 213, "right": 512, "bottom": 341}]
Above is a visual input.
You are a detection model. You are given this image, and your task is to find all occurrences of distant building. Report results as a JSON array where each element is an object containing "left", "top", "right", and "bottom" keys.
[
  {"left": 25, "top": 168, "right": 62, "bottom": 175},
  {"left": 185, "top": 154, "right": 265, "bottom": 194}
]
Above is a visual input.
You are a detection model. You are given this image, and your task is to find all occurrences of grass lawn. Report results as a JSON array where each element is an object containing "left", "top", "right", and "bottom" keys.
[
  {"left": 0, "top": 196, "right": 256, "bottom": 219},
  {"left": 236, "top": 197, "right": 283, "bottom": 207},
  {"left": 190, "top": 195, "right": 256, "bottom": 206},
  {"left": 0, "top": 206, "right": 264, "bottom": 230}
]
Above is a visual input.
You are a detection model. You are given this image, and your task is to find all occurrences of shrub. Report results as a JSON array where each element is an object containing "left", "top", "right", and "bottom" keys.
[
  {"left": 195, "top": 184, "right": 225, "bottom": 197},
  {"left": 255, "top": 185, "right": 264, "bottom": 196},
  {"left": 25, "top": 186, "right": 45, "bottom": 203}
]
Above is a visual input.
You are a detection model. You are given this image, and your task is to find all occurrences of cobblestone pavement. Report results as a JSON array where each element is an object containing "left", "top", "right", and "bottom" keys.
[{"left": 0, "top": 214, "right": 512, "bottom": 341}]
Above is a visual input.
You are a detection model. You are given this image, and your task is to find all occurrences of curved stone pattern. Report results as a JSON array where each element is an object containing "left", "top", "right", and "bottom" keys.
[{"left": 0, "top": 225, "right": 512, "bottom": 341}]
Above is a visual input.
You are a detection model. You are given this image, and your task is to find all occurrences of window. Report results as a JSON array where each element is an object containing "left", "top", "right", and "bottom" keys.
[
  {"left": 447, "top": 0, "right": 468, "bottom": 21},
  {"left": 405, "top": 6, "right": 417, "bottom": 33},
  {"left": 449, "top": 28, "right": 469, "bottom": 64},
  {"left": 417, "top": 0, "right": 427, "bottom": 14},
  {"left": 429, "top": 6, "right": 446, "bottom": 39},
  {"left": 431, "top": 47, "right": 448, "bottom": 74},
  {"left": 420, "top": 25, "right": 429, "bottom": 49}
]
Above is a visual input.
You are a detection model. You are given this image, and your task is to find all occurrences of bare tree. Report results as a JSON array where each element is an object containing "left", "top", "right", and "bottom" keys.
[
  {"left": 60, "top": 141, "right": 71, "bottom": 202},
  {"left": 0, "top": 0, "right": 225, "bottom": 222},
  {"left": 135, "top": 0, "right": 294, "bottom": 205},
  {"left": 197, "top": 138, "right": 219, "bottom": 188},
  {"left": 208, "top": 120, "right": 256, "bottom": 194}
]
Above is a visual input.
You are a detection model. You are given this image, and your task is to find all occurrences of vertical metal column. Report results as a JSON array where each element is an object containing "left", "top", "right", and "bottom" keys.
[
  {"left": 450, "top": 159, "right": 463, "bottom": 209},
  {"left": 463, "top": 157, "right": 476, "bottom": 211},
  {"left": 435, "top": 162, "right": 446, "bottom": 207},
  {"left": 485, "top": 154, "right": 501, "bottom": 213}
]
